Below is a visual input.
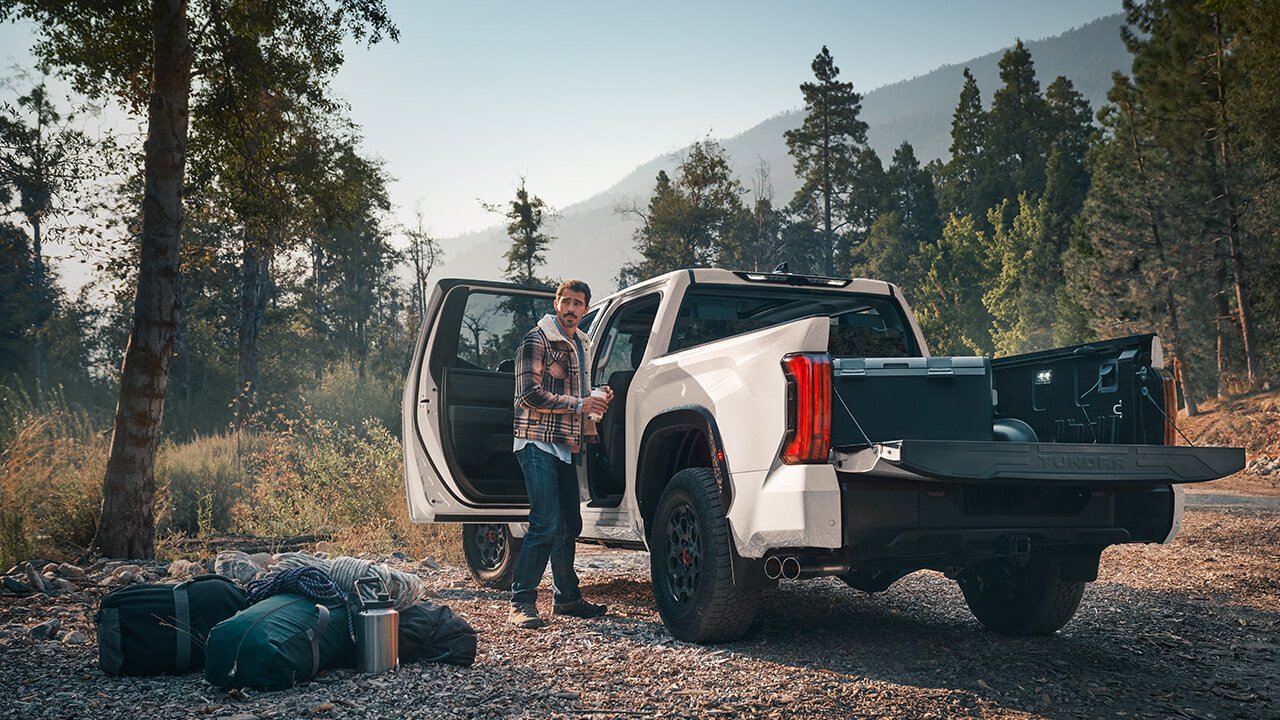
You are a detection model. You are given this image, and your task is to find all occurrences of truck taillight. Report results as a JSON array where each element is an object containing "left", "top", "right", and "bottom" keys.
[
  {"left": 1158, "top": 368, "right": 1178, "bottom": 446},
  {"left": 781, "top": 353, "right": 832, "bottom": 464}
]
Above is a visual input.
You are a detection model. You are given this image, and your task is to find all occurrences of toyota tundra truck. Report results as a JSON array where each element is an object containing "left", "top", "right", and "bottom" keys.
[{"left": 402, "top": 268, "right": 1244, "bottom": 642}]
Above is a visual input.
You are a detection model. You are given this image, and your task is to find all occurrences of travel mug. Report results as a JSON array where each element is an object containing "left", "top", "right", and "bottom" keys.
[{"left": 588, "top": 387, "right": 608, "bottom": 422}]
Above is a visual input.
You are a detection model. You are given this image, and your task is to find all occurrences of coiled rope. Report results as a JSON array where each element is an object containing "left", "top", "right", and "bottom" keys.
[
  {"left": 271, "top": 552, "right": 424, "bottom": 610},
  {"left": 243, "top": 565, "right": 355, "bottom": 639}
]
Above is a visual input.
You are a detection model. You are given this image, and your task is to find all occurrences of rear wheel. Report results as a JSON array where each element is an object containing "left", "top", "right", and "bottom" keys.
[
  {"left": 959, "top": 558, "right": 1085, "bottom": 635},
  {"left": 649, "top": 468, "right": 760, "bottom": 643},
  {"left": 462, "top": 523, "right": 522, "bottom": 589}
]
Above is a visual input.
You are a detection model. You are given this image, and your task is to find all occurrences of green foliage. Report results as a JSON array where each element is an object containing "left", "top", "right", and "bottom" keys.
[
  {"left": 909, "top": 214, "right": 994, "bottom": 356},
  {"left": 234, "top": 416, "right": 453, "bottom": 558},
  {"left": 290, "top": 360, "right": 401, "bottom": 434},
  {"left": 155, "top": 433, "right": 253, "bottom": 537},
  {"left": 885, "top": 142, "right": 942, "bottom": 247},
  {"left": 939, "top": 68, "right": 996, "bottom": 223},
  {"left": 986, "top": 40, "right": 1049, "bottom": 212},
  {"left": 618, "top": 140, "right": 745, "bottom": 286},
  {"left": 486, "top": 179, "right": 556, "bottom": 286},
  {"left": 983, "top": 196, "right": 1057, "bottom": 355}
]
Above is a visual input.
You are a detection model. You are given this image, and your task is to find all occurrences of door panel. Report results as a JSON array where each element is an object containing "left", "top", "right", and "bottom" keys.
[{"left": 404, "top": 279, "right": 555, "bottom": 521}]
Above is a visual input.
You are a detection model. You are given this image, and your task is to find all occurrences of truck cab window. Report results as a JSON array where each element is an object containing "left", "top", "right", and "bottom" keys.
[{"left": 667, "top": 285, "right": 919, "bottom": 357}]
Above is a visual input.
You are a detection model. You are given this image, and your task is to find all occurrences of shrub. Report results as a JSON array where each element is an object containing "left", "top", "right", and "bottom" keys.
[
  {"left": 235, "top": 415, "right": 459, "bottom": 563},
  {"left": 290, "top": 361, "right": 401, "bottom": 435},
  {"left": 155, "top": 432, "right": 256, "bottom": 537},
  {"left": 0, "top": 404, "right": 106, "bottom": 567}
]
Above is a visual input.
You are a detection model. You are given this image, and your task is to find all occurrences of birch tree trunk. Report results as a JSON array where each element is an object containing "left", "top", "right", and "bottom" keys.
[{"left": 91, "top": 0, "right": 192, "bottom": 559}]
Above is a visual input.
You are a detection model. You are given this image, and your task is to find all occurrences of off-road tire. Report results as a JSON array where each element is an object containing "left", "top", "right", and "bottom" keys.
[
  {"left": 462, "top": 523, "right": 522, "bottom": 589},
  {"left": 959, "top": 558, "right": 1086, "bottom": 635},
  {"left": 650, "top": 468, "right": 761, "bottom": 643}
]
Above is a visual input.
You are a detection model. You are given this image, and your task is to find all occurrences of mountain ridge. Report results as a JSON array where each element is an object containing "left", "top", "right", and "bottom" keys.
[{"left": 436, "top": 14, "right": 1130, "bottom": 294}]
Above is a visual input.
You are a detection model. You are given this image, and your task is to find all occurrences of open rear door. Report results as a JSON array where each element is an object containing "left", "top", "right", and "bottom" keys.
[{"left": 404, "top": 279, "right": 555, "bottom": 522}]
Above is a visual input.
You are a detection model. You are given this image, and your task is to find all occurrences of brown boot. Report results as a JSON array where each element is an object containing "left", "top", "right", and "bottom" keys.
[
  {"left": 508, "top": 603, "right": 544, "bottom": 628},
  {"left": 553, "top": 598, "right": 607, "bottom": 618}
]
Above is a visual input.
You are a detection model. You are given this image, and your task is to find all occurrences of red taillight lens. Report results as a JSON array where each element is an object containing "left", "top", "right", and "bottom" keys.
[
  {"left": 1158, "top": 368, "right": 1177, "bottom": 446},
  {"left": 781, "top": 353, "right": 832, "bottom": 464}
]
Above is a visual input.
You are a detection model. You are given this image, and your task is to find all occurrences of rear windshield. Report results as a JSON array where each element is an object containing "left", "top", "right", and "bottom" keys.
[{"left": 667, "top": 285, "right": 920, "bottom": 357}]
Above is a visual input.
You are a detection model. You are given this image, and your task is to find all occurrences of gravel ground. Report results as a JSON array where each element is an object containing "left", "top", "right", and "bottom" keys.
[{"left": 2, "top": 505, "right": 1277, "bottom": 720}]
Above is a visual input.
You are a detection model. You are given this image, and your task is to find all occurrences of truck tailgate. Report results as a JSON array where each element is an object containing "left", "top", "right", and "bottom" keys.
[{"left": 833, "top": 440, "right": 1245, "bottom": 486}]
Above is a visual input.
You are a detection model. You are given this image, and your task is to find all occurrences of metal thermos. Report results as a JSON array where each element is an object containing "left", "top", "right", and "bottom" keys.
[{"left": 352, "top": 577, "right": 399, "bottom": 674}]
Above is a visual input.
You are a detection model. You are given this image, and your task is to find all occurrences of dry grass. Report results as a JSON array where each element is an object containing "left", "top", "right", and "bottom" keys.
[{"left": 0, "top": 407, "right": 106, "bottom": 568}]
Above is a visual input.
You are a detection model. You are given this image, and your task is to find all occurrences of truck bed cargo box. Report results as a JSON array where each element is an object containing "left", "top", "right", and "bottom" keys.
[{"left": 831, "top": 356, "right": 993, "bottom": 446}]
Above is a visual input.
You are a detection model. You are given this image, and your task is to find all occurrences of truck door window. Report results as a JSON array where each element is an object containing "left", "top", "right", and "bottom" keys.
[{"left": 454, "top": 291, "right": 550, "bottom": 371}]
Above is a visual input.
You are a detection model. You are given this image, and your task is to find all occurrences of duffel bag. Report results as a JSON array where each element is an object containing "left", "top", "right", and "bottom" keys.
[
  {"left": 204, "top": 593, "right": 354, "bottom": 690},
  {"left": 96, "top": 574, "right": 247, "bottom": 676},
  {"left": 398, "top": 602, "right": 477, "bottom": 667}
]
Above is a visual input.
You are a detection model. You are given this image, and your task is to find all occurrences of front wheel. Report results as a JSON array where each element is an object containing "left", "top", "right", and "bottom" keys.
[
  {"left": 649, "top": 468, "right": 760, "bottom": 643},
  {"left": 959, "top": 558, "right": 1085, "bottom": 635},
  {"left": 462, "top": 523, "right": 522, "bottom": 589}
]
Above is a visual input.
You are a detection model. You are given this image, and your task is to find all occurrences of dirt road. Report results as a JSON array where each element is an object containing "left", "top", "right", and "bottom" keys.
[{"left": 2, "top": 504, "right": 1276, "bottom": 719}]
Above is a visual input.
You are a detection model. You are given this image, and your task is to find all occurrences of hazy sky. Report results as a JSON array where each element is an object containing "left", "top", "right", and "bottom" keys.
[{"left": 1, "top": 1, "right": 1120, "bottom": 258}]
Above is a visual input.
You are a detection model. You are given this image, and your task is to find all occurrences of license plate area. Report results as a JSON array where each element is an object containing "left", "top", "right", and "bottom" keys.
[{"left": 961, "top": 485, "right": 1090, "bottom": 515}]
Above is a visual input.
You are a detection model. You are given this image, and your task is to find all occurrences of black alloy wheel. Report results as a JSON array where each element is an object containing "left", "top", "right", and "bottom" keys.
[
  {"left": 461, "top": 523, "right": 522, "bottom": 589},
  {"left": 663, "top": 504, "right": 702, "bottom": 605}
]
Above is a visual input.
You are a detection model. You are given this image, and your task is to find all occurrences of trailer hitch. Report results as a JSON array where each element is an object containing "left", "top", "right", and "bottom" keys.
[{"left": 996, "top": 535, "right": 1032, "bottom": 561}]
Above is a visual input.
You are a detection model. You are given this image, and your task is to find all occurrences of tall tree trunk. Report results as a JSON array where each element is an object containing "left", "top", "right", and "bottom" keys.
[
  {"left": 91, "top": 0, "right": 192, "bottom": 560},
  {"left": 1121, "top": 99, "right": 1198, "bottom": 417},
  {"left": 235, "top": 241, "right": 269, "bottom": 429},
  {"left": 1213, "top": 239, "right": 1232, "bottom": 397},
  {"left": 1212, "top": 13, "right": 1261, "bottom": 389},
  {"left": 29, "top": 215, "right": 48, "bottom": 407}
]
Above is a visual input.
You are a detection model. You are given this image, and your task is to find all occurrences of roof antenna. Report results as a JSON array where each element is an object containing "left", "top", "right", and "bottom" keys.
[{"left": 773, "top": 262, "right": 790, "bottom": 274}]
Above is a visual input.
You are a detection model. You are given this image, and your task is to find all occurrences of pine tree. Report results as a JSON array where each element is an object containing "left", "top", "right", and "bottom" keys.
[
  {"left": 486, "top": 179, "right": 555, "bottom": 287},
  {"left": 1071, "top": 73, "right": 1210, "bottom": 414},
  {"left": 983, "top": 196, "right": 1057, "bottom": 355},
  {"left": 939, "top": 68, "right": 996, "bottom": 222},
  {"left": 785, "top": 46, "right": 870, "bottom": 276},
  {"left": 618, "top": 140, "right": 744, "bottom": 286},
  {"left": 1123, "top": 0, "right": 1264, "bottom": 390},
  {"left": 885, "top": 141, "right": 942, "bottom": 247},
  {"left": 0, "top": 72, "right": 94, "bottom": 405},
  {"left": 987, "top": 40, "right": 1049, "bottom": 215}
]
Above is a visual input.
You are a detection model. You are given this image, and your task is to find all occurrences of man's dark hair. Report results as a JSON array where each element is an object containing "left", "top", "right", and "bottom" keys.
[{"left": 555, "top": 279, "right": 591, "bottom": 304}]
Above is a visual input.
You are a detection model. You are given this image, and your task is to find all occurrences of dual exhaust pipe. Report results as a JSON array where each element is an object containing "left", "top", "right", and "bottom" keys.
[{"left": 763, "top": 555, "right": 850, "bottom": 581}]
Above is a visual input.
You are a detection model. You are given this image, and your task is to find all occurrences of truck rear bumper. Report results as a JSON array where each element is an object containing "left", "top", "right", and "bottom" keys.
[
  {"left": 835, "top": 477, "right": 1179, "bottom": 552},
  {"left": 833, "top": 440, "right": 1245, "bottom": 486}
]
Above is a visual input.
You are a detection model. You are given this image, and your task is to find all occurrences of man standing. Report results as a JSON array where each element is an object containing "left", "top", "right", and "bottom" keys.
[{"left": 509, "top": 279, "right": 612, "bottom": 628}]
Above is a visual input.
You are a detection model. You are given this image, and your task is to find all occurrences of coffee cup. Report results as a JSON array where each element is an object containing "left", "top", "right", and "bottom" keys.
[{"left": 588, "top": 387, "right": 608, "bottom": 422}]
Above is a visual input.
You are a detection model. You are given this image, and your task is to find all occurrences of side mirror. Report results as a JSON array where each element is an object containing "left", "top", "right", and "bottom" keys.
[{"left": 496, "top": 359, "right": 515, "bottom": 373}]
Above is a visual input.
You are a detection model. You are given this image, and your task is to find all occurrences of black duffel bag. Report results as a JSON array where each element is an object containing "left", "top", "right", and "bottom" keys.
[
  {"left": 398, "top": 602, "right": 477, "bottom": 667},
  {"left": 96, "top": 574, "right": 247, "bottom": 676}
]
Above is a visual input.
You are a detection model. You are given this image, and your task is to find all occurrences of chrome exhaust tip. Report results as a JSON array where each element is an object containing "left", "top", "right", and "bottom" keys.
[
  {"left": 763, "top": 556, "right": 783, "bottom": 580},
  {"left": 780, "top": 556, "right": 802, "bottom": 581}
]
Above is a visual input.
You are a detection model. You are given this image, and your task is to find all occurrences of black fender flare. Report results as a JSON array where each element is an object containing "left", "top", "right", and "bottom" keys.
[{"left": 637, "top": 406, "right": 774, "bottom": 590}]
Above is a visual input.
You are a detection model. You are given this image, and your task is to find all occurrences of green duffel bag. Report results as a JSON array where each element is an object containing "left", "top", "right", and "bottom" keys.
[{"left": 204, "top": 594, "right": 354, "bottom": 690}]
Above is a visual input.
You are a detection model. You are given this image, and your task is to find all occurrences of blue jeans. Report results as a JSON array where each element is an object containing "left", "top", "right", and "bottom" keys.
[{"left": 510, "top": 444, "right": 583, "bottom": 606}]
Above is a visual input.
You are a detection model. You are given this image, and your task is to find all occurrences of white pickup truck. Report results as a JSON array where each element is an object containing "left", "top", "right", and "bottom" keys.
[{"left": 402, "top": 269, "right": 1244, "bottom": 642}]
